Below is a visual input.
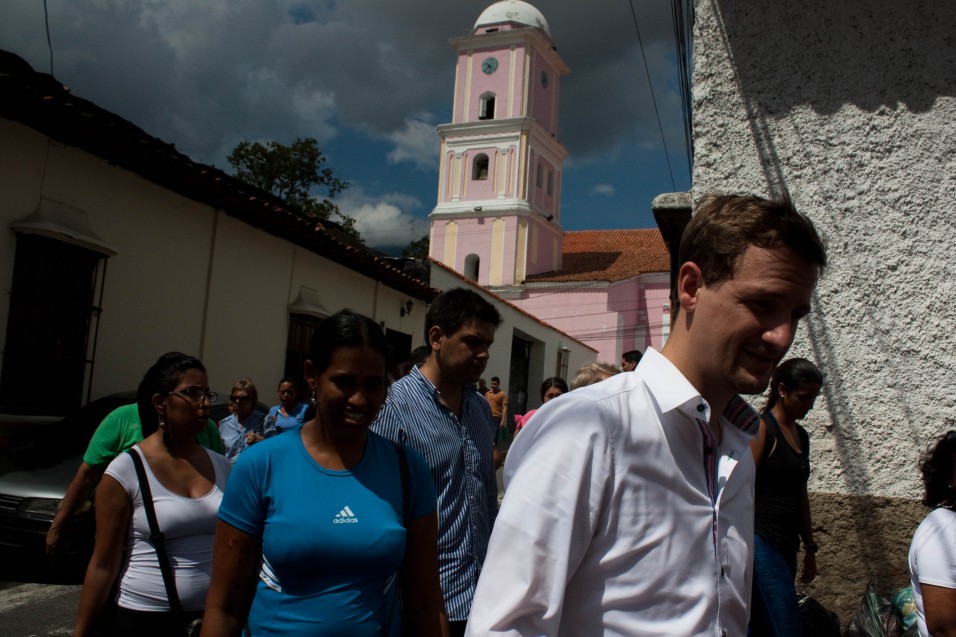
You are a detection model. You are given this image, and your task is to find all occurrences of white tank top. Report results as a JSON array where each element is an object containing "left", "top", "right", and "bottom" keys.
[{"left": 104, "top": 446, "right": 231, "bottom": 611}]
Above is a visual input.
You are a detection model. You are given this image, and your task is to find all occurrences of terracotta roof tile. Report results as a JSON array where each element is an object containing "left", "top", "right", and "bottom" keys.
[{"left": 526, "top": 229, "right": 669, "bottom": 283}]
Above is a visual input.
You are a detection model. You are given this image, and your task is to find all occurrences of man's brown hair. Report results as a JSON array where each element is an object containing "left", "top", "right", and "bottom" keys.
[{"left": 680, "top": 192, "right": 826, "bottom": 287}]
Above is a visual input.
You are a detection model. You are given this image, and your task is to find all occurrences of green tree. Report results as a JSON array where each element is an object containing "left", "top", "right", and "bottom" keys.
[
  {"left": 401, "top": 235, "right": 430, "bottom": 260},
  {"left": 227, "top": 137, "right": 361, "bottom": 242}
]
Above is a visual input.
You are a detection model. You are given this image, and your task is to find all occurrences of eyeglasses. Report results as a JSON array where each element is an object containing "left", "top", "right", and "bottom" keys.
[
  {"left": 230, "top": 395, "right": 252, "bottom": 403},
  {"left": 169, "top": 388, "right": 217, "bottom": 403}
]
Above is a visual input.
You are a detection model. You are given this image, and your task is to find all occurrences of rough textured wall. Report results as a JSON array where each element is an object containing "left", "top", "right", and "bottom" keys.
[
  {"left": 694, "top": 0, "right": 956, "bottom": 500},
  {"left": 805, "top": 493, "right": 924, "bottom": 624}
]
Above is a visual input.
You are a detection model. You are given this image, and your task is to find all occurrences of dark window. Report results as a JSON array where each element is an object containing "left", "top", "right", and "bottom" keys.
[
  {"left": 0, "top": 235, "right": 103, "bottom": 414},
  {"left": 473, "top": 154, "right": 490, "bottom": 180},
  {"left": 508, "top": 336, "right": 532, "bottom": 421},
  {"left": 479, "top": 93, "right": 496, "bottom": 120},
  {"left": 464, "top": 254, "right": 480, "bottom": 281}
]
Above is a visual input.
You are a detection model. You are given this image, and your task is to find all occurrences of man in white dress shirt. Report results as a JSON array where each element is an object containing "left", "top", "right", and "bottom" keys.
[{"left": 466, "top": 193, "right": 827, "bottom": 637}]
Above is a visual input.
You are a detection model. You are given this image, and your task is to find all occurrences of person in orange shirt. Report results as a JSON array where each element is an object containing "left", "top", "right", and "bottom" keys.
[{"left": 485, "top": 377, "right": 508, "bottom": 443}]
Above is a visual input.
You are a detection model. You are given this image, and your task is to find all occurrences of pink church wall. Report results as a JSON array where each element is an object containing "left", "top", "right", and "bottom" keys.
[
  {"left": 511, "top": 276, "right": 671, "bottom": 364},
  {"left": 513, "top": 288, "right": 618, "bottom": 362},
  {"left": 530, "top": 52, "right": 556, "bottom": 130},
  {"left": 463, "top": 148, "right": 498, "bottom": 200},
  {"left": 531, "top": 156, "right": 556, "bottom": 213},
  {"left": 454, "top": 44, "right": 530, "bottom": 123},
  {"left": 525, "top": 219, "right": 558, "bottom": 275},
  {"left": 640, "top": 282, "right": 671, "bottom": 350},
  {"left": 432, "top": 217, "right": 522, "bottom": 286},
  {"left": 607, "top": 278, "right": 671, "bottom": 353}
]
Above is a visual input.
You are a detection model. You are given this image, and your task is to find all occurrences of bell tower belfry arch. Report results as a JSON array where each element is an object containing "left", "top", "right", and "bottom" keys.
[{"left": 429, "top": 1, "right": 570, "bottom": 287}]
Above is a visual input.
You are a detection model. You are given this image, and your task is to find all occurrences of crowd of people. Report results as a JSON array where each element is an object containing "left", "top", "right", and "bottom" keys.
[{"left": 47, "top": 192, "right": 953, "bottom": 637}]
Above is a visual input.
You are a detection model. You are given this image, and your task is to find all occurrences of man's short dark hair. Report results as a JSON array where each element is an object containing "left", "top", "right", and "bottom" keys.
[
  {"left": 490, "top": 376, "right": 500, "bottom": 383},
  {"left": 680, "top": 192, "right": 826, "bottom": 287},
  {"left": 425, "top": 288, "right": 502, "bottom": 341},
  {"left": 622, "top": 350, "right": 642, "bottom": 365}
]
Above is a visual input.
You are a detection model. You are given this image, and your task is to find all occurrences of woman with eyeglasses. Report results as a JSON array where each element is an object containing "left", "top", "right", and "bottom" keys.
[
  {"left": 218, "top": 379, "right": 272, "bottom": 463},
  {"left": 200, "top": 309, "right": 448, "bottom": 637},
  {"left": 72, "top": 352, "right": 232, "bottom": 637}
]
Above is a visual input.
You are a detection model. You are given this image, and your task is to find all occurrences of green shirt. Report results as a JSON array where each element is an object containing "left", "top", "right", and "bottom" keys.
[{"left": 82, "top": 403, "right": 225, "bottom": 470}]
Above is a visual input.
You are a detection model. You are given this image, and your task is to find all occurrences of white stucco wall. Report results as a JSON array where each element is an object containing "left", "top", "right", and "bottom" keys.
[{"left": 693, "top": 0, "right": 956, "bottom": 499}]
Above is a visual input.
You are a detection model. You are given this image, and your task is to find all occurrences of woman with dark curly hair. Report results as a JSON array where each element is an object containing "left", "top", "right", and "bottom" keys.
[{"left": 909, "top": 431, "right": 956, "bottom": 636}]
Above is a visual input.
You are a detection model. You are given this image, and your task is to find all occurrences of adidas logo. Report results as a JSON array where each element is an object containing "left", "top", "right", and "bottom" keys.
[{"left": 333, "top": 506, "right": 358, "bottom": 524}]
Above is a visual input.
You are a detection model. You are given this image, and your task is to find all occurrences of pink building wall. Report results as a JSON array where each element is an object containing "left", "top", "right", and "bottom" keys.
[
  {"left": 454, "top": 44, "right": 531, "bottom": 123},
  {"left": 529, "top": 50, "right": 557, "bottom": 131},
  {"left": 511, "top": 275, "right": 671, "bottom": 363},
  {"left": 431, "top": 217, "right": 523, "bottom": 286}
]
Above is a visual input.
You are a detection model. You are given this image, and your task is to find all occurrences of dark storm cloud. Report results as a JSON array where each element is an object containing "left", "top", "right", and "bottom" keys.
[{"left": 0, "top": 1, "right": 687, "bottom": 244}]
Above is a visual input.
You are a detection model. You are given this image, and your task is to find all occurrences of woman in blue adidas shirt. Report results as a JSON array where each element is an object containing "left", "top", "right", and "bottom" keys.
[{"left": 201, "top": 310, "right": 448, "bottom": 636}]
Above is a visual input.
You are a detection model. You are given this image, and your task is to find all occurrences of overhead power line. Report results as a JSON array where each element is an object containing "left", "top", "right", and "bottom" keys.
[
  {"left": 627, "top": 0, "right": 676, "bottom": 191},
  {"left": 670, "top": 0, "right": 694, "bottom": 177}
]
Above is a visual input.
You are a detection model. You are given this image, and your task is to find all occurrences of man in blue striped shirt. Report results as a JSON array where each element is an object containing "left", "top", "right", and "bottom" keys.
[{"left": 372, "top": 288, "right": 501, "bottom": 637}]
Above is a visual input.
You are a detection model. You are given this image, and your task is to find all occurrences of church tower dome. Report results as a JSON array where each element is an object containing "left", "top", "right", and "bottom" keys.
[
  {"left": 429, "top": 1, "right": 569, "bottom": 287},
  {"left": 474, "top": 1, "right": 551, "bottom": 36}
]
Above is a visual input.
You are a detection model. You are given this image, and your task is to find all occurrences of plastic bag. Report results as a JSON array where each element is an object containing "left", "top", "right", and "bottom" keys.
[
  {"left": 890, "top": 585, "right": 918, "bottom": 634},
  {"left": 798, "top": 594, "right": 841, "bottom": 637},
  {"left": 844, "top": 584, "right": 903, "bottom": 637}
]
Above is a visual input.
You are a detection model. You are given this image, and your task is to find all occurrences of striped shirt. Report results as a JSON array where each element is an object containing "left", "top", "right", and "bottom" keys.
[{"left": 371, "top": 366, "right": 498, "bottom": 621}]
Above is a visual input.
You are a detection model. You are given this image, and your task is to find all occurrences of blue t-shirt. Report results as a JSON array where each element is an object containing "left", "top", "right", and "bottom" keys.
[
  {"left": 265, "top": 403, "right": 309, "bottom": 434},
  {"left": 219, "top": 429, "right": 436, "bottom": 636}
]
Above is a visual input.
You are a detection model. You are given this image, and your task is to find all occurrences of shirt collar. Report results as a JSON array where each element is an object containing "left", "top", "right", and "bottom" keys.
[
  {"left": 637, "top": 348, "right": 759, "bottom": 435},
  {"left": 406, "top": 364, "right": 479, "bottom": 403}
]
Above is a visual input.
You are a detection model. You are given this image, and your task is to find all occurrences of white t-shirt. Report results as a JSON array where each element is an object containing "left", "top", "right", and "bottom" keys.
[
  {"left": 468, "top": 348, "right": 758, "bottom": 637},
  {"left": 909, "top": 506, "right": 956, "bottom": 636},
  {"left": 105, "top": 446, "right": 232, "bottom": 611}
]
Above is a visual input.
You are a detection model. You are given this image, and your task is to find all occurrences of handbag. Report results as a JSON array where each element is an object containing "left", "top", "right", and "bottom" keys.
[{"left": 126, "top": 448, "right": 204, "bottom": 636}]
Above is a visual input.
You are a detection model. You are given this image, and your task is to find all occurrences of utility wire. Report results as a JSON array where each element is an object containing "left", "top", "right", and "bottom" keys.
[
  {"left": 670, "top": 0, "right": 694, "bottom": 177},
  {"left": 628, "top": 0, "right": 676, "bottom": 191},
  {"left": 44, "top": 0, "right": 54, "bottom": 76}
]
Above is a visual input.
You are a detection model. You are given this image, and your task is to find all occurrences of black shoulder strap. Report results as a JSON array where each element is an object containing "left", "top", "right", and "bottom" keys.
[
  {"left": 393, "top": 441, "right": 410, "bottom": 526},
  {"left": 126, "top": 448, "right": 182, "bottom": 613},
  {"left": 382, "top": 441, "right": 411, "bottom": 636},
  {"left": 761, "top": 412, "right": 779, "bottom": 465}
]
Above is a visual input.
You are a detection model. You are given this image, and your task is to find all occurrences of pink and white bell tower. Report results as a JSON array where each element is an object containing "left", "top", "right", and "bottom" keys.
[{"left": 429, "top": 1, "right": 570, "bottom": 287}]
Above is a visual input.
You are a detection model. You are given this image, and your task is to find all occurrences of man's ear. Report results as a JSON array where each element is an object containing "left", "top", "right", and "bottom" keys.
[
  {"left": 426, "top": 325, "right": 444, "bottom": 351},
  {"left": 676, "top": 262, "right": 704, "bottom": 313}
]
